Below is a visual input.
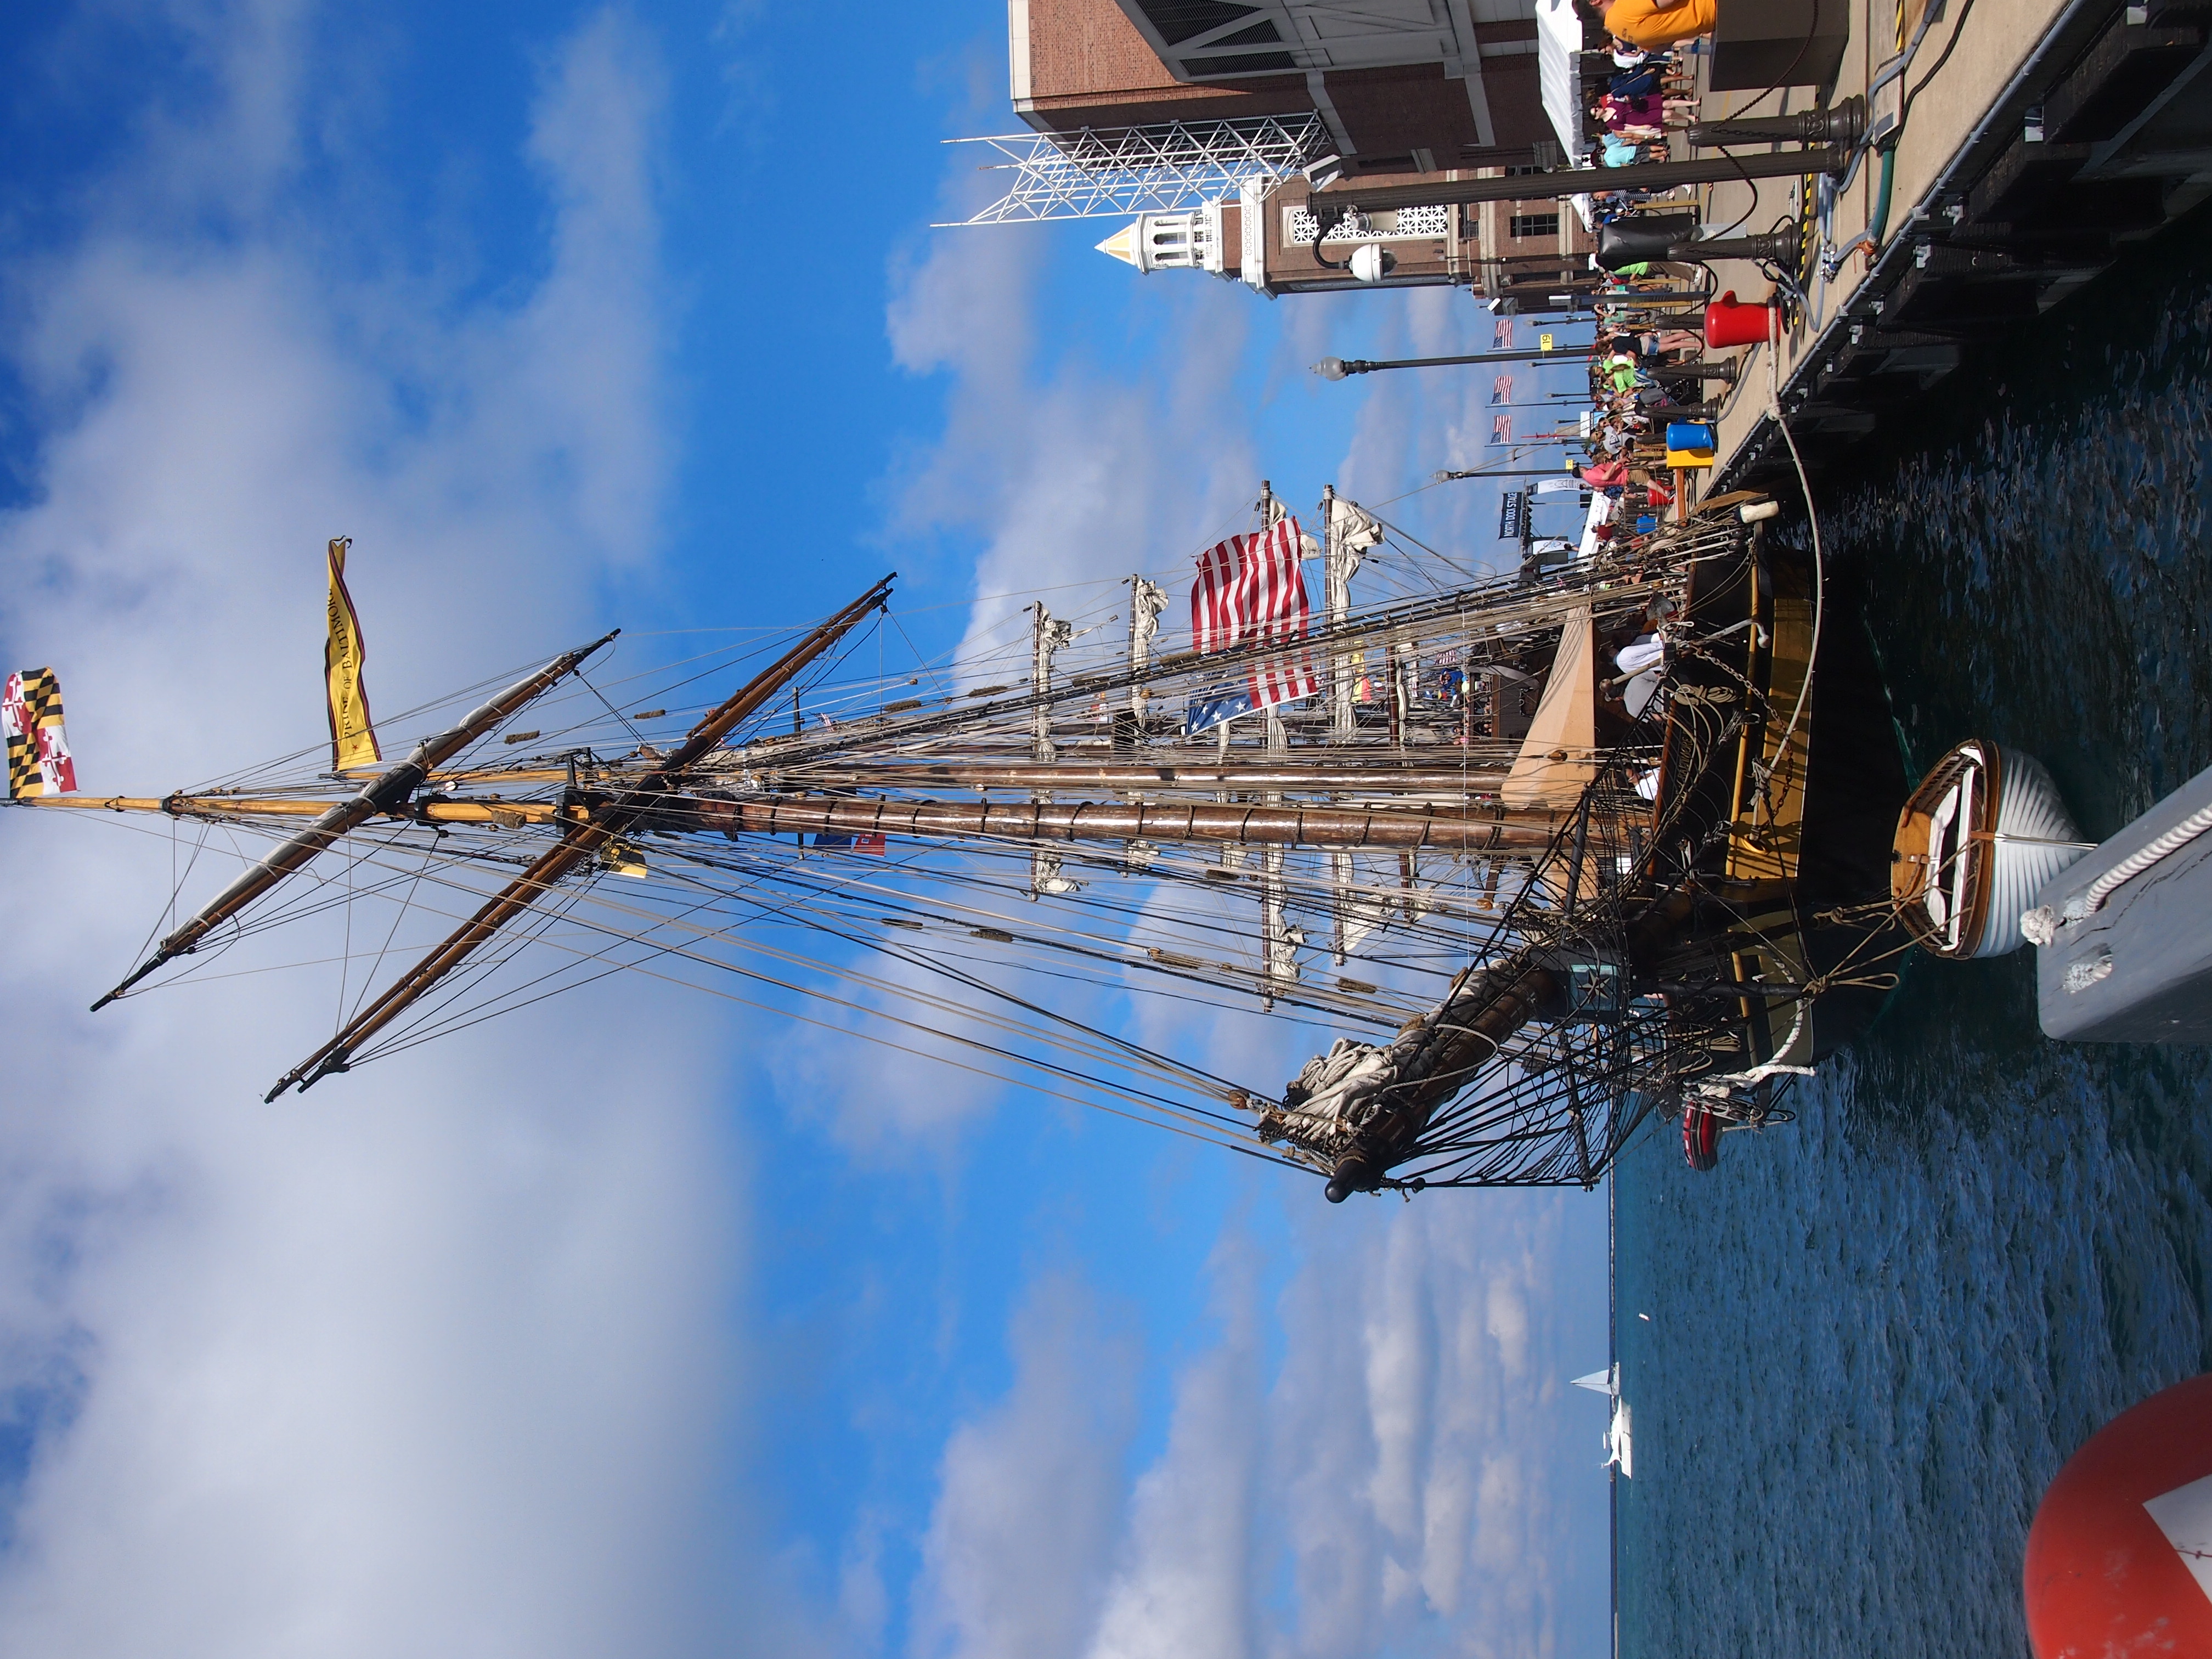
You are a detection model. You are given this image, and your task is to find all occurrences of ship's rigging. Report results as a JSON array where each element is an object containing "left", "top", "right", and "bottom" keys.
[{"left": 16, "top": 489, "right": 1873, "bottom": 1198}]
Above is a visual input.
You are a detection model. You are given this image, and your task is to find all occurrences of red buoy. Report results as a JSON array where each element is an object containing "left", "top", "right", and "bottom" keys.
[
  {"left": 1680, "top": 1105, "right": 1720, "bottom": 1171},
  {"left": 2024, "top": 1372, "right": 2212, "bottom": 1657}
]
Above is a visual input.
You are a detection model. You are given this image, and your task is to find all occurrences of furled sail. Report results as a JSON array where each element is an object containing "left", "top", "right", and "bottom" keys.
[{"left": 1502, "top": 608, "right": 1599, "bottom": 809}]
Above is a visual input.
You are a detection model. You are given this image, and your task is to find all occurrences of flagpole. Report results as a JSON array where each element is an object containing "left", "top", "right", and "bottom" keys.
[{"left": 1434, "top": 469, "right": 1575, "bottom": 480}]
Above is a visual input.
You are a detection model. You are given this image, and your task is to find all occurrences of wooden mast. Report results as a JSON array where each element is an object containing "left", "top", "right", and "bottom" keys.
[
  {"left": 699, "top": 793, "right": 1562, "bottom": 850},
  {"left": 90, "top": 630, "right": 620, "bottom": 1012},
  {"left": 37, "top": 787, "right": 1564, "bottom": 849},
  {"left": 263, "top": 575, "right": 893, "bottom": 1100}
]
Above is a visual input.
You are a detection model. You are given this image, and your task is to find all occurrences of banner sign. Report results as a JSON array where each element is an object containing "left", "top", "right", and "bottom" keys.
[{"left": 1498, "top": 492, "right": 1527, "bottom": 541}]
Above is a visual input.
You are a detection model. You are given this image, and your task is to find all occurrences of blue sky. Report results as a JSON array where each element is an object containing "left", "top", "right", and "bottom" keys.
[{"left": 0, "top": 4, "right": 1609, "bottom": 1655}]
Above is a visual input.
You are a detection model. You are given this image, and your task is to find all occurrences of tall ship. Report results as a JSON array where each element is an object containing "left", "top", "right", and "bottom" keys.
[{"left": 5, "top": 490, "right": 1906, "bottom": 1198}]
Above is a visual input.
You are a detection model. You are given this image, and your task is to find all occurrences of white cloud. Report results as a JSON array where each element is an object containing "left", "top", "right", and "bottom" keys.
[
  {"left": 912, "top": 1273, "right": 1138, "bottom": 1659},
  {"left": 0, "top": 8, "right": 819, "bottom": 1656},
  {"left": 914, "top": 1195, "right": 1606, "bottom": 1659},
  {"left": 1265, "top": 1196, "right": 1601, "bottom": 1659},
  {"left": 765, "top": 947, "right": 1026, "bottom": 1152},
  {"left": 1084, "top": 1234, "right": 1261, "bottom": 1659},
  {"left": 885, "top": 221, "right": 1266, "bottom": 661}
]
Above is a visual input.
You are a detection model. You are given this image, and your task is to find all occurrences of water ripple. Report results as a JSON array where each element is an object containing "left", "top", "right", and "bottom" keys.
[{"left": 1618, "top": 212, "right": 2212, "bottom": 1657}]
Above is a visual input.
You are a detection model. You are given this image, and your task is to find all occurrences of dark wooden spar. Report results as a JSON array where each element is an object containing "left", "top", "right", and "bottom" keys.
[
  {"left": 92, "top": 630, "right": 621, "bottom": 1012},
  {"left": 262, "top": 576, "right": 895, "bottom": 1099}
]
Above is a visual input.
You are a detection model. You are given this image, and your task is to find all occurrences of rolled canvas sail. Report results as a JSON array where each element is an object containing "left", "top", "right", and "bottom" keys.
[{"left": 1503, "top": 610, "right": 1599, "bottom": 808}]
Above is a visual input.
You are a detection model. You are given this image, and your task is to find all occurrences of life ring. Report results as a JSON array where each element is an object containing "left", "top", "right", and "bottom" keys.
[
  {"left": 1680, "top": 1105, "right": 1720, "bottom": 1171},
  {"left": 2025, "top": 1373, "right": 2212, "bottom": 1656}
]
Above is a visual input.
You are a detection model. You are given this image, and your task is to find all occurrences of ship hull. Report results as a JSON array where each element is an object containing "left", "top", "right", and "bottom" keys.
[{"left": 1656, "top": 540, "right": 1909, "bottom": 1074}]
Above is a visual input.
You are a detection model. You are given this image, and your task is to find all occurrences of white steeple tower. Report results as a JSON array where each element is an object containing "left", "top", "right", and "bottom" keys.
[{"left": 1096, "top": 204, "right": 1228, "bottom": 276}]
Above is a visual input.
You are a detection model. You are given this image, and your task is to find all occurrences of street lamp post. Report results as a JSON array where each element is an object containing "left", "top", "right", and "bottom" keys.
[{"left": 1312, "top": 346, "right": 1591, "bottom": 381}]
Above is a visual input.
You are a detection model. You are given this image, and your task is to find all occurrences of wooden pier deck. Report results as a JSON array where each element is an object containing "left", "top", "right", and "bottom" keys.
[{"left": 1688, "top": 0, "right": 2212, "bottom": 492}]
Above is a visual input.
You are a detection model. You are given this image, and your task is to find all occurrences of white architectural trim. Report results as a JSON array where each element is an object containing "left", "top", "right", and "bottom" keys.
[
  {"left": 1008, "top": 0, "right": 1032, "bottom": 109},
  {"left": 1240, "top": 176, "right": 1273, "bottom": 292}
]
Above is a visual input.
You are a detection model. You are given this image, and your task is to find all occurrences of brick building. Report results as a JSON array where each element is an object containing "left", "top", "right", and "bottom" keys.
[
  {"left": 1011, "top": 0, "right": 1558, "bottom": 166},
  {"left": 1011, "top": 1, "right": 1594, "bottom": 302},
  {"left": 1093, "top": 168, "right": 1590, "bottom": 301}
]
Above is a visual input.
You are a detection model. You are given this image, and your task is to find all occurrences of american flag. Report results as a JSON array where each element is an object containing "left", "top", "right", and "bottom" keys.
[
  {"left": 1186, "top": 516, "right": 1319, "bottom": 731},
  {"left": 1490, "top": 374, "right": 1514, "bottom": 405},
  {"left": 1492, "top": 318, "right": 1514, "bottom": 349},
  {"left": 1489, "top": 412, "right": 1515, "bottom": 445}
]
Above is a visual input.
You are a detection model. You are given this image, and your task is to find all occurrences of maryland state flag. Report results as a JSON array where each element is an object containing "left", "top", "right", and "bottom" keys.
[
  {"left": 3, "top": 668, "right": 78, "bottom": 798},
  {"left": 324, "top": 536, "right": 381, "bottom": 771}
]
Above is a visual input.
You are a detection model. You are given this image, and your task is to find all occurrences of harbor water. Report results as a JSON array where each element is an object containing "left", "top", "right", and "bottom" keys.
[{"left": 1616, "top": 211, "right": 2212, "bottom": 1655}]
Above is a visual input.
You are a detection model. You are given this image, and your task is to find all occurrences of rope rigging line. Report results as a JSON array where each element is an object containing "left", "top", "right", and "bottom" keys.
[
  {"left": 40, "top": 511, "right": 1814, "bottom": 1194},
  {"left": 195, "top": 811, "right": 1265, "bottom": 1125}
]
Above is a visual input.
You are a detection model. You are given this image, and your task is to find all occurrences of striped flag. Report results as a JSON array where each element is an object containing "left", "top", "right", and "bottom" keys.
[
  {"left": 1491, "top": 374, "right": 1514, "bottom": 404},
  {"left": 1490, "top": 412, "right": 1515, "bottom": 445},
  {"left": 1187, "top": 516, "right": 1319, "bottom": 732},
  {"left": 3, "top": 668, "right": 76, "bottom": 798},
  {"left": 1492, "top": 318, "right": 1514, "bottom": 349}
]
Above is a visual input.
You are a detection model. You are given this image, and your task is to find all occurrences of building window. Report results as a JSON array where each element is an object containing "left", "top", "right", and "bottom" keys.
[{"left": 1509, "top": 213, "right": 1560, "bottom": 240}]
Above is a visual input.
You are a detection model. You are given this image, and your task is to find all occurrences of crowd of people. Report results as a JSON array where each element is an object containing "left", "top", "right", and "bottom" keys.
[
  {"left": 1558, "top": 320, "right": 1735, "bottom": 562},
  {"left": 1538, "top": 3, "right": 1728, "bottom": 711},
  {"left": 1581, "top": 33, "right": 1697, "bottom": 170},
  {"left": 1549, "top": 2, "right": 1738, "bottom": 559}
]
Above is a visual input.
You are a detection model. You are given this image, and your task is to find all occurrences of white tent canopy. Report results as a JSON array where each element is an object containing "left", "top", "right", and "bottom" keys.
[{"left": 1535, "top": 0, "right": 1589, "bottom": 157}]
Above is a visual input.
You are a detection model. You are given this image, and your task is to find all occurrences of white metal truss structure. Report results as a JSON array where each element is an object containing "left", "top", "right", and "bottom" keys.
[{"left": 936, "top": 114, "right": 1330, "bottom": 227}]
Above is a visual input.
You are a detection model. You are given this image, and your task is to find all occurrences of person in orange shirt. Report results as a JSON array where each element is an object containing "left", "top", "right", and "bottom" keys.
[{"left": 1604, "top": 0, "right": 1717, "bottom": 50}]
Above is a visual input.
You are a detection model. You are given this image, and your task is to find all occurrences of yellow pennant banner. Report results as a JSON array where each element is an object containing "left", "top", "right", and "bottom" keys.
[{"left": 324, "top": 537, "right": 381, "bottom": 771}]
